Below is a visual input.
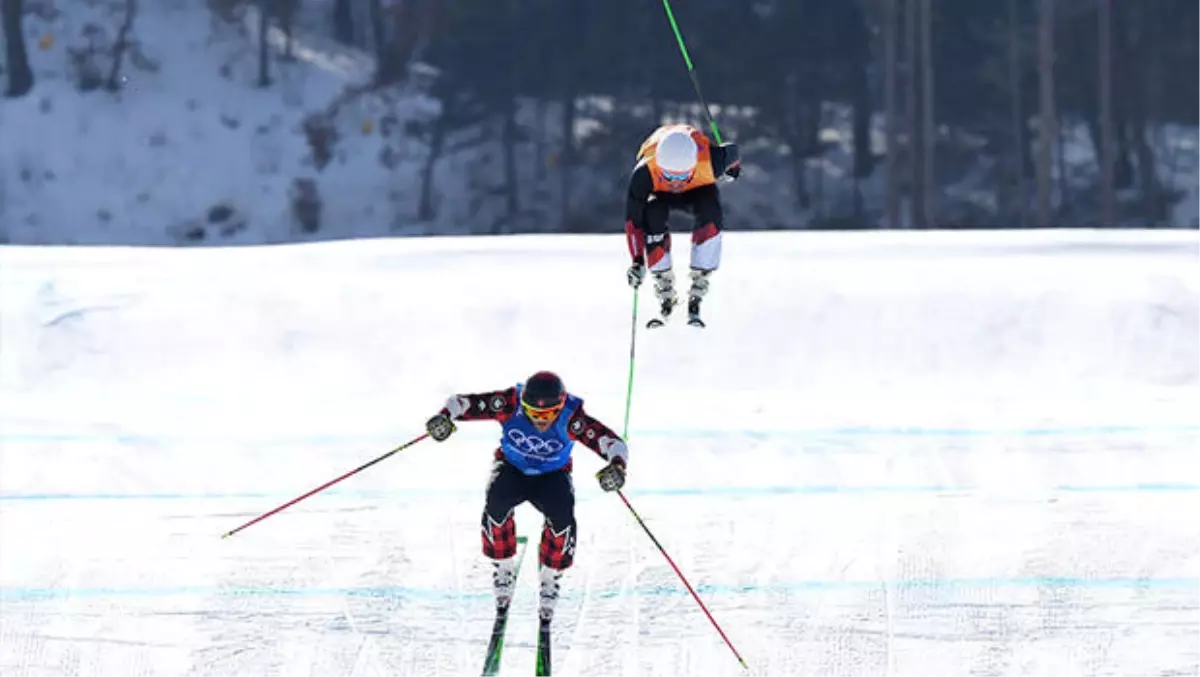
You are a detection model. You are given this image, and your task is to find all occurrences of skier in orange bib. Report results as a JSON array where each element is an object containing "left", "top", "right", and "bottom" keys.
[{"left": 623, "top": 124, "right": 741, "bottom": 328}]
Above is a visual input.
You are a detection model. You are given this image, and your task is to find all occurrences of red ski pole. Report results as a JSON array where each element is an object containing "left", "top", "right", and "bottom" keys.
[
  {"left": 615, "top": 488, "right": 749, "bottom": 670},
  {"left": 221, "top": 432, "right": 430, "bottom": 539}
]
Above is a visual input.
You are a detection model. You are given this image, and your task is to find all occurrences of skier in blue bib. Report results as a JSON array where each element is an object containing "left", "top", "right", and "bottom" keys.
[{"left": 425, "top": 371, "right": 629, "bottom": 622}]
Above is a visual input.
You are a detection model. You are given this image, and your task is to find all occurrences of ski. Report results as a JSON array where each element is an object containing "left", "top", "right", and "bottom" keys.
[
  {"left": 648, "top": 317, "right": 705, "bottom": 328},
  {"left": 648, "top": 316, "right": 705, "bottom": 328},
  {"left": 480, "top": 605, "right": 511, "bottom": 676},
  {"left": 646, "top": 297, "right": 677, "bottom": 329},
  {"left": 481, "top": 536, "right": 529, "bottom": 676},
  {"left": 647, "top": 298, "right": 705, "bottom": 328},
  {"left": 535, "top": 617, "right": 552, "bottom": 676},
  {"left": 648, "top": 312, "right": 705, "bottom": 328}
]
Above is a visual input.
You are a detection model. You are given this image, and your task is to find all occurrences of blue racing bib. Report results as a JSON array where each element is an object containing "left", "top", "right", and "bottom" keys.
[{"left": 498, "top": 386, "right": 582, "bottom": 474}]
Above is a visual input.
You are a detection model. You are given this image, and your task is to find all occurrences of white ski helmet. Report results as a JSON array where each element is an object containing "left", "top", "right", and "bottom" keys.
[{"left": 655, "top": 129, "right": 698, "bottom": 179}]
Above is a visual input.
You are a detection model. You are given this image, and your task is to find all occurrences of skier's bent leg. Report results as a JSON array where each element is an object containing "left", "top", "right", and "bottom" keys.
[
  {"left": 689, "top": 185, "right": 724, "bottom": 276},
  {"left": 538, "top": 517, "right": 576, "bottom": 569},
  {"left": 640, "top": 198, "right": 680, "bottom": 317},
  {"left": 532, "top": 470, "right": 577, "bottom": 620},
  {"left": 481, "top": 457, "right": 526, "bottom": 608},
  {"left": 642, "top": 197, "right": 673, "bottom": 274},
  {"left": 687, "top": 186, "right": 724, "bottom": 314}
]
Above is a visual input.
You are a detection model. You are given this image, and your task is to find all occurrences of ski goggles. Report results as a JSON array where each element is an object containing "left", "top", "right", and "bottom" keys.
[
  {"left": 523, "top": 402, "right": 563, "bottom": 425},
  {"left": 660, "top": 167, "right": 693, "bottom": 183}
]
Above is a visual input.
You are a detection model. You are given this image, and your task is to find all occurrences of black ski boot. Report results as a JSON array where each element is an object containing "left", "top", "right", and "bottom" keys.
[
  {"left": 646, "top": 270, "right": 678, "bottom": 329},
  {"left": 687, "top": 269, "right": 711, "bottom": 327}
]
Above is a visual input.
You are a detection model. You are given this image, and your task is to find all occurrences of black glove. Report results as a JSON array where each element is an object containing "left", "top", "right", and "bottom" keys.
[
  {"left": 719, "top": 142, "right": 741, "bottom": 180},
  {"left": 595, "top": 458, "right": 626, "bottom": 492},
  {"left": 426, "top": 412, "right": 456, "bottom": 442}
]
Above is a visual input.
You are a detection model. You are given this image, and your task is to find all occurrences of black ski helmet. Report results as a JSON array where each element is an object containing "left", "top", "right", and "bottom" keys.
[{"left": 521, "top": 371, "right": 566, "bottom": 409}]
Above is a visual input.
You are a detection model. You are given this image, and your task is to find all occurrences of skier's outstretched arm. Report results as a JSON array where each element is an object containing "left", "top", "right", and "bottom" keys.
[
  {"left": 565, "top": 407, "right": 628, "bottom": 463},
  {"left": 443, "top": 388, "right": 518, "bottom": 421},
  {"left": 566, "top": 406, "right": 629, "bottom": 491},
  {"left": 426, "top": 388, "right": 517, "bottom": 440}
]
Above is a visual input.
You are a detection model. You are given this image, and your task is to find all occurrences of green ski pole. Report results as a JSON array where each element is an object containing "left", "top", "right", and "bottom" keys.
[
  {"left": 659, "top": 0, "right": 724, "bottom": 143},
  {"left": 622, "top": 287, "right": 639, "bottom": 438}
]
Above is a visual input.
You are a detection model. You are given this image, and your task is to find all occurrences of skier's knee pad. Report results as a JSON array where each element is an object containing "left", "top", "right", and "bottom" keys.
[
  {"left": 538, "top": 519, "right": 576, "bottom": 570},
  {"left": 481, "top": 509, "right": 517, "bottom": 560}
]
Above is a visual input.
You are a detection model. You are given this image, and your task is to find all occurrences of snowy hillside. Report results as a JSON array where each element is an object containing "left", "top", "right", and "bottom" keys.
[
  {"left": 1, "top": 229, "right": 1197, "bottom": 675},
  {"left": 1, "top": 0, "right": 1197, "bottom": 246},
  {"left": 0, "top": 0, "right": 448, "bottom": 245}
]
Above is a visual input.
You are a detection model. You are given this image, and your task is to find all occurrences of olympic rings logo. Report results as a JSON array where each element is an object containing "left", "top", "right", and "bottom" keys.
[{"left": 506, "top": 428, "right": 564, "bottom": 460}]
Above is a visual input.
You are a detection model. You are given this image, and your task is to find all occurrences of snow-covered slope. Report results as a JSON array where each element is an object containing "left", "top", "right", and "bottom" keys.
[
  {"left": 1, "top": 230, "right": 1197, "bottom": 676},
  {"left": 1, "top": 228, "right": 1196, "bottom": 433}
]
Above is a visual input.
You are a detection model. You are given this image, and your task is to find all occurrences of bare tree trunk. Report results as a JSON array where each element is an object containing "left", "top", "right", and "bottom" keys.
[
  {"left": 785, "top": 77, "right": 815, "bottom": 211},
  {"left": 279, "top": 0, "right": 296, "bottom": 61},
  {"left": 105, "top": 0, "right": 138, "bottom": 91},
  {"left": 534, "top": 99, "right": 547, "bottom": 183},
  {"left": 556, "top": 0, "right": 581, "bottom": 230},
  {"left": 558, "top": 90, "right": 577, "bottom": 229},
  {"left": 845, "top": 0, "right": 872, "bottom": 222},
  {"left": 883, "top": 0, "right": 900, "bottom": 229},
  {"left": 374, "top": 0, "right": 437, "bottom": 87},
  {"left": 1056, "top": 110, "right": 1072, "bottom": 220},
  {"left": 1097, "top": 0, "right": 1115, "bottom": 226},
  {"left": 369, "top": 0, "right": 386, "bottom": 79},
  {"left": 1114, "top": 111, "right": 1134, "bottom": 189},
  {"left": 1036, "top": 0, "right": 1056, "bottom": 227},
  {"left": 257, "top": 0, "right": 271, "bottom": 87},
  {"left": 793, "top": 88, "right": 825, "bottom": 212},
  {"left": 332, "top": 0, "right": 353, "bottom": 45},
  {"left": 850, "top": 73, "right": 870, "bottom": 220},
  {"left": 1007, "top": 0, "right": 1026, "bottom": 224},
  {"left": 814, "top": 132, "right": 827, "bottom": 221},
  {"left": 1143, "top": 1, "right": 1171, "bottom": 222},
  {"left": 418, "top": 103, "right": 448, "bottom": 222},
  {"left": 501, "top": 30, "right": 520, "bottom": 228},
  {"left": 920, "top": 0, "right": 935, "bottom": 227},
  {"left": 1129, "top": 102, "right": 1159, "bottom": 226},
  {"left": 905, "top": 0, "right": 924, "bottom": 228},
  {"left": 2, "top": 0, "right": 34, "bottom": 97},
  {"left": 1126, "top": 4, "right": 1159, "bottom": 225},
  {"left": 500, "top": 105, "right": 520, "bottom": 230},
  {"left": 648, "top": 12, "right": 662, "bottom": 128},
  {"left": 407, "top": 0, "right": 437, "bottom": 70}
]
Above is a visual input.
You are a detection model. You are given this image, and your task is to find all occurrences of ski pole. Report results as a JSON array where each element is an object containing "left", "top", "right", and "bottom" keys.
[
  {"left": 221, "top": 432, "right": 430, "bottom": 539},
  {"left": 616, "top": 488, "right": 749, "bottom": 670},
  {"left": 614, "top": 285, "right": 745, "bottom": 666},
  {"left": 659, "top": 0, "right": 724, "bottom": 144},
  {"left": 621, "top": 287, "right": 640, "bottom": 438}
]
